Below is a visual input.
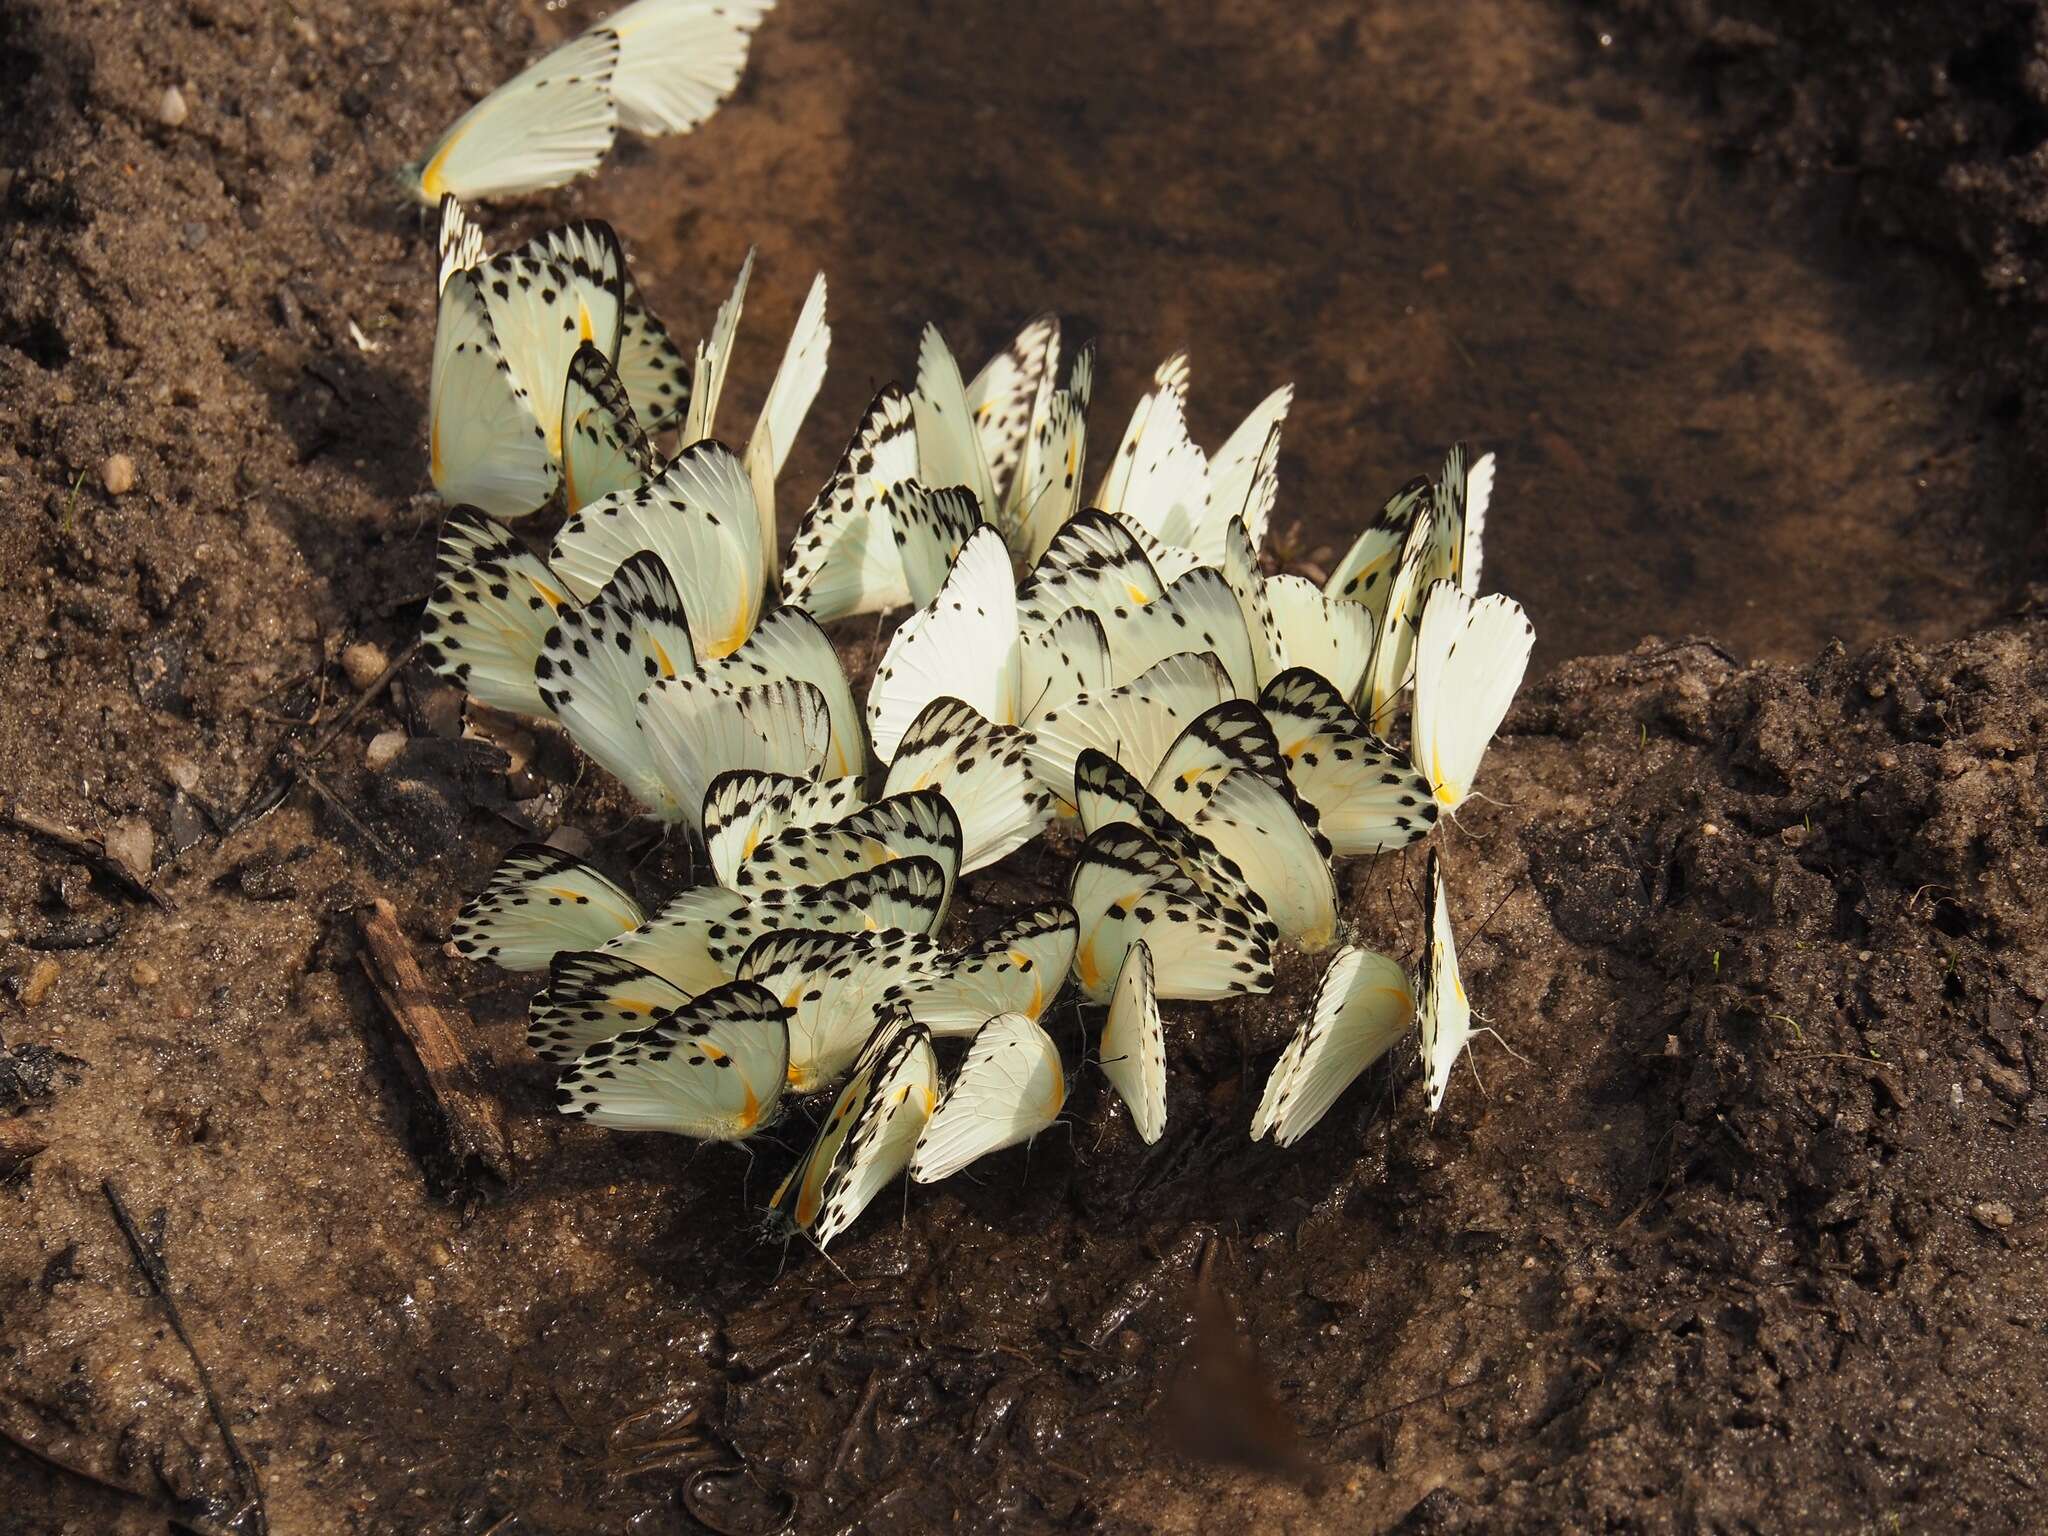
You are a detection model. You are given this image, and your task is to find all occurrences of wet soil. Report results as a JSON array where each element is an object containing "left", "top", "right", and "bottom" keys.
[{"left": 3, "top": 0, "right": 2046, "bottom": 1532}]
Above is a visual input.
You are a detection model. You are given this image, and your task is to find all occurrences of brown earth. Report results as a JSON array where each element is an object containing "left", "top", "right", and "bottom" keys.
[{"left": 3, "top": 0, "right": 2046, "bottom": 1532}]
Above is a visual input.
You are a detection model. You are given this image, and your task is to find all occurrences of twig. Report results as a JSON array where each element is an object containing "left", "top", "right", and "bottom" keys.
[
  {"left": 3, "top": 803, "right": 170, "bottom": 908},
  {"left": 101, "top": 1180, "right": 269, "bottom": 1536},
  {"left": 300, "top": 766, "right": 405, "bottom": 868},
  {"left": 228, "top": 638, "right": 420, "bottom": 832},
  {"left": 353, "top": 898, "right": 514, "bottom": 1185}
]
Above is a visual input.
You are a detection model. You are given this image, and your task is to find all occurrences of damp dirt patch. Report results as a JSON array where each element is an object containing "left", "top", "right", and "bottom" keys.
[{"left": 2, "top": 0, "right": 2045, "bottom": 1532}]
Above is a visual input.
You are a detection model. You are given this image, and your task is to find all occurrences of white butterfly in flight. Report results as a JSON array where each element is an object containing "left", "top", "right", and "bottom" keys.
[{"left": 398, "top": 0, "right": 777, "bottom": 205}]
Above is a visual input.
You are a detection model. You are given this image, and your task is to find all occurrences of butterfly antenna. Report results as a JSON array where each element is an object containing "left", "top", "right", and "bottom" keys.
[
  {"left": 1472, "top": 875, "right": 1525, "bottom": 944},
  {"left": 807, "top": 1230, "right": 853, "bottom": 1284}
]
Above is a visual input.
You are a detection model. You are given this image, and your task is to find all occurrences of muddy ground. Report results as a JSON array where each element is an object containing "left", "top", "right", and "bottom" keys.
[{"left": 3, "top": 0, "right": 2046, "bottom": 1531}]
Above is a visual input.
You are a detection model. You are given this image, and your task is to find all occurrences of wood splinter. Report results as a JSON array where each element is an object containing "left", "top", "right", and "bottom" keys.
[
  {"left": 0, "top": 1118, "right": 47, "bottom": 1171},
  {"left": 354, "top": 897, "right": 514, "bottom": 1185}
]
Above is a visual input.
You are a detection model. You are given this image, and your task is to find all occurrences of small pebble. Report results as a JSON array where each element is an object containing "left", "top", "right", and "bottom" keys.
[
  {"left": 158, "top": 85, "right": 188, "bottom": 127},
  {"left": 21, "top": 958, "right": 60, "bottom": 1007},
  {"left": 100, "top": 453, "right": 136, "bottom": 495},
  {"left": 365, "top": 730, "right": 407, "bottom": 772},
  {"left": 131, "top": 960, "right": 161, "bottom": 987},
  {"left": 161, "top": 756, "right": 200, "bottom": 792},
  {"left": 341, "top": 641, "right": 389, "bottom": 691},
  {"left": 1972, "top": 1200, "right": 2015, "bottom": 1231},
  {"left": 104, "top": 818, "right": 155, "bottom": 881}
]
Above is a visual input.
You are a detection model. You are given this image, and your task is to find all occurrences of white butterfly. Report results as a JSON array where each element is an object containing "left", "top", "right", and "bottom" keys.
[
  {"left": 399, "top": 1, "right": 774, "bottom": 205},
  {"left": 1358, "top": 507, "right": 1438, "bottom": 735},
  {"left": 555, "top": 978, "right": 790, "bottom": 1140},
  {"left": 865, "top": 526, "right": 1109, "bottom": 764},
  {"left": 430, "top": 221, "right": 631, "bottom": 519},
  {"left": 450, "top": 844, "right": 646, "bottom": 972},
  {"left": 1417, "top": 847, "right": 1475, "bottom": 1113},
  {"left": 965, "top": 315, "right": 1061, "bottom": 525},
  {"left": 428, "top": 269, "right": 561, "bottom": 518},
  {"left": 1099, "top": 939, "right": 1166, "bottom": 1144},
  {"left": 604, "top": 0, "right": 777, "bottom": 138},
  {"left": 400, "top": 29, "right": 622, "bottom": 205},
  {"left": 535, "top": 551, "right": 698, "bottom": 816},
  {"left": 682, "top": 253, "right": 831, "bottom": 569},
  {"left": 1028, "top": 649, "right": 1236, "bottom": 810},
  {"left": 560, "top": 342, "right": 656, "bottom": 514},
  {"left": 1074, "top": 742, "right": 1335, "bottom": 953},
  {"left": 880, "top": 698, "right": 1054, "bottom": 874},
  {"left": 552, "top": 441, "right": 767, "bottom": 661},
  {"left": 1258, "top": 668, "right": 1437, "bottom": 857},
  {"left": 638, "top": 673, "right": 829, "bottom": 834},
  {"left": 701, "top": 770, "right": 865, "bottom": 888},
  {"left": 1423, "top": 442, "right": 1494, "bottom": 596},
  {"left": 1408, "top": 580, "right": 1533, "bottom": 816},
  {"left": 418, "top": 508, "right": 574, "bottom": 718},
  {"left": 911, "top": 324, "right": 1000, "bottom": 527},
  {"left": 435, "top": 196, "right": 693, "bottom": 439},
  {"left": 739, "top": 929, "right": 948, "bottom": 1093},
  {"left": 1094, "top": 353, "right": 1292, "bottom": 565},
  {"left": 909, "top": 1013, "right": 1067, "bottom": 1182},
  {"left": 1011, "top": 346, "right": 1093, "bottom": 565},
  {"left": 770, "top": 1006, "right": 938, "bottom": 1249},
  {"left": 782, "top": 386, "right": 924, "bottom": 622},
  {"left": 601, "top": 857, "right": 948, "bottom": 991},
  {"left": 727, "top": 790, "right": 963, "bottom": 921},
  {"left": 1222, "top": 517, "right": 1374, "bottom": 701},
  {"left": 1068, "top": 822, "right": 1276, "bottom": 1003},
  {"left": 1015, "top": 510, "right": 1166, "bottom": 632},
  {"left": 530, "top": 949, "right": 701, "bottom": 1061},
  {"left": 1323, "top": 474, "right": 1430, "bottom": 621},
  {"left": 886, "top": 904, "right": 1078, "bottom": 1036},
  {"left": 1250, "top": 945, "right": 1413, "bottom": 1146}
]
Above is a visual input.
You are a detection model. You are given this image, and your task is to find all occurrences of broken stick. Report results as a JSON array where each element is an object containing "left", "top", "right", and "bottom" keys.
[
  {"left": 0, "top": 1117, "right": 46, "bottom": 1171},
  {"left": 354, "top": 898, "right": 513, "bottom": 1184}
]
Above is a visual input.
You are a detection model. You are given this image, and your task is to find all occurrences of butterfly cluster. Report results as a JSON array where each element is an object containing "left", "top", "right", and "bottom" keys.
[{"left": 418, "top": 199, "right": 1535, "bottom": 1249}]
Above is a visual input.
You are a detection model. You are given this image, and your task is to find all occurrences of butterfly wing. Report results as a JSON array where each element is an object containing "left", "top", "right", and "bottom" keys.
[
  {"left": 1326, "top": 475, "right": 1429, "bottom": 618},
  {"left": 783, "top": 386, "right": 921, "bottom": 621},
  {"left": 1099, "top": 564, "right": 1259, "bottom": 697},
  {"left": 1029, "top": 650, "right": 1235, "bottom": 809},
  {"left": 888, "top": 903, "right": 1077, "bottom": 1036},
  {"left": 912, "top": 324, "right": 998, "bottom": 519},
  {"left": 683, "top": 248, "right": 754, "bottom": 446},
  {"left": 734, "top": 790, "right": 962, "bottom": 921},
  {"left": 886, "top": 482, "right": 988, "bottom": 612},
  {"left": 706, "top": 604, "right": 864, "bottom": 781},
  {"left": 436, "top": 193, "right": 487, "bottom": 292},
  {"left": 743, "top": 272, "right": 831, "bottom": 579},
  {"left": 1266, "top": 573, "right": 1376, "bottom": 704},
  {"left": 418, "top": 508, "right": 573, "bottom": 716},
  {"left": 1068, "top": 824, "right": 1275, "bottom": 1003},
  {"left": 1258, "top": 668, "right": 1436, "bottom": 856},
  {"left": 450, "top": 845, "right": 646, "bottom": 972},
  {"left": 478, "top": 222, "right": 628, "bottom": 461},
  {"left": 556, "top": 978, "right": 789, "bottom": 1139},
  {"left": 967, "top": 314, "right": 1059, "bottom": 515},
  {"left": 1203, "top": 384, "right": 1292, "bottom": 560},
  {"left": 702, "top": 769, "right": 864, "bottom": 888},
  {"left": 536, "top": 552, "right": 698, "bottom": 816},
  {"left": 402, "top": 28, "right": 620, "bottom": 204},
  {"left": 638, "top": 675, "right": 829, "bottom": 833},
  {"left": 615, "top": 283, "right": 693, "bottom": 432},
  {"left": 1416, "top": 848, "right": 1473, "bottom": 1112},
  {"left": 1189, "top": 769, "right": 1338, "bottom": 951},
  {"left": 1100, "top": 939, "right": 1166, "bottom": 1144},
  {"left": 1409, "top": 582, "right": 1533, "bottom": 814},
  {"left": 561, "top": 342, "right": 654, "bottom": 515},
  {"left": 552, "top": 441, "right": 766, "bottom": 656},
  {"left": 529, "top": 950, "right": 697, "bottom": 1062},
  {"left": 1015, "top": 509, "right": 1164, "bottom": 633},
  {"left": 866, "top": 527, "right": 1022, "bottom": 762},
  {"left": 428, "top": 270, "right": 558, "bottom": 519},
  {"left": 1251, "top": 945, "right": 1412, "bottom": 1145},
  {"left": 880, "top": 698, "right": 1054, "bottom": 873},
  {"left": 603, "top": 0, "right": 776, "bottom": 137},
  {"left": 774, "top": 1009, "right": 939, "bottom": 1248},
  {"left": 909, "top": 1013, "right": 1065, "bottom": 1182},
  {"left": 740, "top": 929, "right": 946, "bottom": 1092}
]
